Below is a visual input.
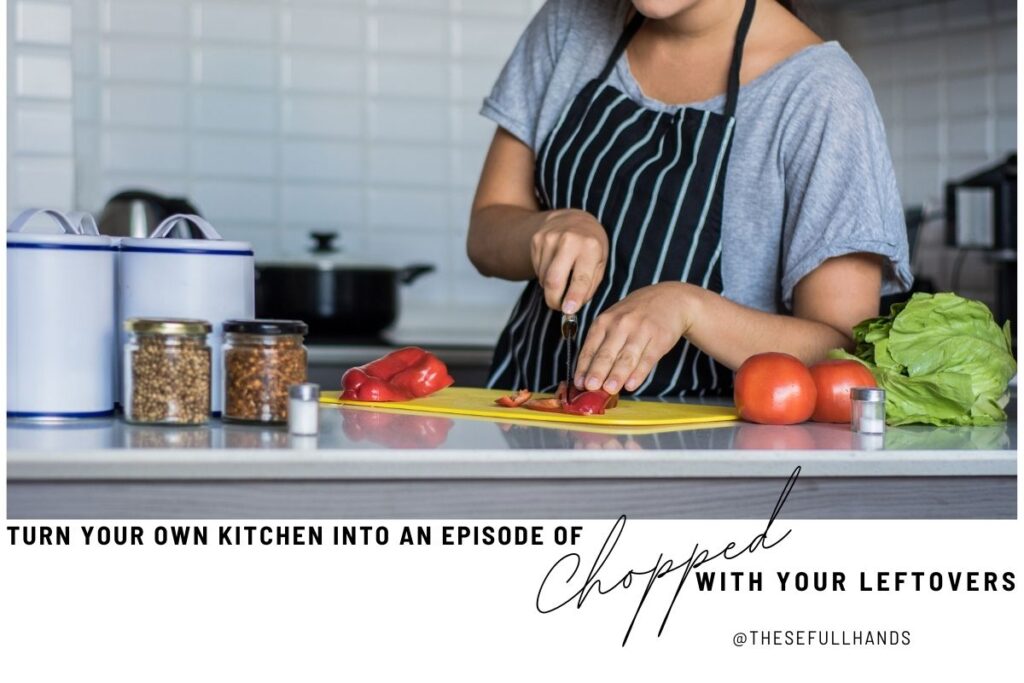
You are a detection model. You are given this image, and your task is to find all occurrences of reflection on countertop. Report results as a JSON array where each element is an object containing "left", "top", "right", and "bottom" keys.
[{"left": 7, "top": 404, "right": 1015, "bottom": 454}]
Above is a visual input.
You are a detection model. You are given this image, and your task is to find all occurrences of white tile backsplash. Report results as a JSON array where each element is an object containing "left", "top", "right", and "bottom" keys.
[
  {"left": 282, "top": 95, "right": 363, "bottom": 137},
  {"left": 370, "top": 12, "right": 447, "bottom": 55},
  {"left": 10, "top": 0, "right": 1011, "bottom": 324},
  {"left": 102, "top": 85, "right": 186, "bottom": 127},
  {"left": 282, "top": 53, "right": 364, "bottom": 93},
  {"left": 102, "top": 129, "right": 187, "bottom": 172},
  {"left": 17, "top": 53, "right": 74, "bottom": 98},
  {"left": 15, "top": 103, "right": 74, "bottom": 154},
  {"left": 103, "top": 0, "right": 188, "bottom": 37},
  {"left": 16, "top": 1, "right": 73, "bottom": 44},
  {"left": 196, "top": 2, "right": 278, "bottom": 44},
  {"left": 285, "top": 5, "right": 364, "bottom": 49},
  {"left": 192, "top": 89, "right": 277, "bottom": 132},
  {"left": 195, "top": 45, "right": 278, "bottom": 89},
  {"left": 102, "top": 42, "right": 188, "bottom": 82},
  {"left": 839, "top": 0, "right": 1015, "bottom": 301},
  {"left": 281, "top": 140, "right": 363, "bottom": 181},
  {"left": 191, "top": 135, "right": 277, "bottom": 179}
]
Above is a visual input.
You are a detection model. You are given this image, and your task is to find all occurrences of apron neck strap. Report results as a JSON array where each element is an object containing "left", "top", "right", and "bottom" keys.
[
  {"left": 597, "top": 11, "right": 645, "bottom": 83},
  {"left": 724, "top": 0, "right": 757, "bottom": 119},
  {"left": 598, "top": 0, "right": 757, "bottom": 119}
]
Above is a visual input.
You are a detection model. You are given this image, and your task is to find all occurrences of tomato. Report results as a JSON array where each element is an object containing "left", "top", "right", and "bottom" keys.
[
  {"left": 808, "top": 359, "right": 877, "bottom": 423},
  {"left": 734, "top": 352, "right": 817, "bottom": 425}
]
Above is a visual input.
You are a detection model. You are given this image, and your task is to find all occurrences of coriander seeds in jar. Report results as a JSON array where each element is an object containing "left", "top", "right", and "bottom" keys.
[
  {"left": 123, "top": 319, "right": 212, "bottom": 425},
  {"left": 222, "top": 320, "right": 308, "bottom": 424}
]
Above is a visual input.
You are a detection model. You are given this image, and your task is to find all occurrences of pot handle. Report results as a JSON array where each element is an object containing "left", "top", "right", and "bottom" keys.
[
  {"left": 397, "top": 264, "right": 435, "bottom": 285},
  {"left": 149, "top": 213, "right": 222, "bottom": 240},
  {"left": 8, "top": 208, "right": 81, "bottom": 235}
]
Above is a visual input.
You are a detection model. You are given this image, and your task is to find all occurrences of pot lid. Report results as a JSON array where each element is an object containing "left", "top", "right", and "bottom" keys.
[{"left": 256, "top": 231, "right": 391, "bottom": 270}]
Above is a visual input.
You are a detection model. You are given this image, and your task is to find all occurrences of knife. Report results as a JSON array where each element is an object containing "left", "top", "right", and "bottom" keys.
[{"left": 561, "top": 312, "right": 578, "bottom": 390}]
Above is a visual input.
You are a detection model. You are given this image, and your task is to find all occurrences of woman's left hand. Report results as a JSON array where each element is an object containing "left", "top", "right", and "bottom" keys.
[{"left": 574, "top": 282, "right": 699, "bottom": 394}]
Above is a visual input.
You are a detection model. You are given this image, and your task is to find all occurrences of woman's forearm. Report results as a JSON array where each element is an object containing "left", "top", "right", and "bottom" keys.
[
  {"left": 466, "top": 204, "right": 547, "bottom": 281},
  {"left": 684, "top": 285, "right": 854, "bottom": 370}
]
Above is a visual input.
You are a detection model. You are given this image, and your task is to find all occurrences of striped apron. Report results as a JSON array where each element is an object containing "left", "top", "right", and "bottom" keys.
[{"left": 488, "top": 0, "right": 756, "bottom": 397}]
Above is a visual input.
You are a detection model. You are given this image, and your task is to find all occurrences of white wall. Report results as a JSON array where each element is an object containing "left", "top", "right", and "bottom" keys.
[
  {"left": 7, "top": 0, "right": 76, "bottom": 219},
  {"left": 833, "top": 0, "right": 1016, "bottom": 304},
  {"left": 7, "top": 0, "right": 1017, "bottom": 322}
]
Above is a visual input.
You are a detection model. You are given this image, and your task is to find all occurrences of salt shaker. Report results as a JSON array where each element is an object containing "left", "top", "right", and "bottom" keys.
[
  {"left": 288, "top": 383, "right": 320, "bottom": 436},
  {"left": 850, "top": 387, "right": 886, "bottom": 434}
]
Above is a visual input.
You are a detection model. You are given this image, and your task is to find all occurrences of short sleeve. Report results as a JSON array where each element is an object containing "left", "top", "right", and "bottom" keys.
[
  {"left": 479, "top": 0, "right": 570, "bottom": 150},
  {"left": 777, "top": 57, "right": 913, "bottom": 310}
]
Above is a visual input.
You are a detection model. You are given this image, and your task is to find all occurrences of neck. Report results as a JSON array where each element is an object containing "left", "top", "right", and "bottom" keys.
[{"left": 645, "top": 0, "right": 747, "bottom": 42}]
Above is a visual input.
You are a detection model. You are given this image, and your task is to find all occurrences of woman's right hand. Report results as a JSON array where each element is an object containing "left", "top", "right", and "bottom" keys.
[{"left": 530, "top": 208, "right": 609, "bottom": 314}]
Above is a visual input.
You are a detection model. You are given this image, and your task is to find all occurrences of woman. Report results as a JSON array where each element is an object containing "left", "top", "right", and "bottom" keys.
[{"left": 468, "top": 0, "right": 911, "bottom": 397}]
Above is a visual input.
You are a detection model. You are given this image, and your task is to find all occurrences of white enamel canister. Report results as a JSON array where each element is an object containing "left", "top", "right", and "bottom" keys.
[
  {"left": 118, "top": 214, "right": 254, "bottom": 414},
  {"left": 7, "top": 209, "right": 117, "bottom": 418}
]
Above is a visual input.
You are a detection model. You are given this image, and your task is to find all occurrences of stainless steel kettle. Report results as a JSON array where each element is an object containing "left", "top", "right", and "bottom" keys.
[{"left": 97, "top": 190, "right": 204, "bottom": 238}]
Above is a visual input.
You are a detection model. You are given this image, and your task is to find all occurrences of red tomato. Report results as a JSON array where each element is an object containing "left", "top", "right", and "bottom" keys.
[
  {"left": 808, "top": 359, "right": 877, "bottom": 423},
  {"left": 734, "top": 352, "right": 817, "bottom": 425}
]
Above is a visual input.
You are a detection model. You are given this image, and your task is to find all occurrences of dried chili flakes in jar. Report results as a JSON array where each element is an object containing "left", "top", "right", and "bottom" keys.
[{"left": 222, "top": 320, "right": 308, "bottom": 424}]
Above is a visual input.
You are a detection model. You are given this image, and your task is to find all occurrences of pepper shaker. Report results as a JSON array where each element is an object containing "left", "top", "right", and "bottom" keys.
[
  {"left": 288, "top": 383, "right": 320, "bottom": 436},
  {"left": 850, "top": 387, "right": 886, "bottom": 434}
]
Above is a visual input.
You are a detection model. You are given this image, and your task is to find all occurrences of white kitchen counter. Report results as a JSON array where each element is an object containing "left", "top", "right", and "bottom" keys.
[{"left": 6, "top": 401, "right": 1017, "bottom": 519}]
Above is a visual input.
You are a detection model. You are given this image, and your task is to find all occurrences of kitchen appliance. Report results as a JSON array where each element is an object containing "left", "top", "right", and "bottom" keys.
[
  {"left": 255, "top": 231, "right": 434, "bottom": 341},
  {"left": 945, "top": 154, "right": 1016, "bottom": 334},
  {"left": 119, "top": 214, "right": 254, "bottom": 414},
  {"left": 321, "top": 387, "right": 739, "bottom": 428},
  {"left": 98, "top": 189, "right": 204, "bottom": 239},
  {"left": 7, "top": 208, "right": 117, "bottom": 418}
]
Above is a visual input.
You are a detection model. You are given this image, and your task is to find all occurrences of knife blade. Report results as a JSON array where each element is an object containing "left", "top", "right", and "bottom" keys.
[{"left": 561, "top": 312, "right": 578, "bottom": 389}]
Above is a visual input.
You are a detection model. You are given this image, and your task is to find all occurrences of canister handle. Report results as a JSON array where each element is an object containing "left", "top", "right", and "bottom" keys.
[
  {"left": 7, "top": 208, "right": 81, "bottom": 235},
  {"left": 69, "top": 211, "right": 100, "bottom": 236},
  {"left": 149, "top": 214, "right": 222, "bottom": 240}
]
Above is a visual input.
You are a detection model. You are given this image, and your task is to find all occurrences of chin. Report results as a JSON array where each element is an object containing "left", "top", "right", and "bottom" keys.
[{"left": 631, "top": 0, "right": 702, "bottom": 19}]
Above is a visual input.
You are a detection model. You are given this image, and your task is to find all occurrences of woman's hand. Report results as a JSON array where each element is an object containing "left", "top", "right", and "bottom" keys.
[
  {"left": 530, "top": 209, "right": 608, "bottom": 314},
  {"left": 575, "top": 282, "right": 698, "bottom": 393}
]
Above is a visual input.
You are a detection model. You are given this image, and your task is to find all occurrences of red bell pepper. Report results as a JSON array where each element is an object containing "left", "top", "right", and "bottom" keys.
[
  {"left": 494, "top": 389, "right": 532, "bottom": 407},
  {"left": 520, "top": 381, "right": 619, "bottom": 416},
  {"left": 341, "top": 347, "right": 454, "bottom": 402}
]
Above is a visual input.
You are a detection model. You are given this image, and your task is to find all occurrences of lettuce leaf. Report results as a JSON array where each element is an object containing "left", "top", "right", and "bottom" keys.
[{"left": 831, "top": 293, "right": 1016, "bottom": 426}]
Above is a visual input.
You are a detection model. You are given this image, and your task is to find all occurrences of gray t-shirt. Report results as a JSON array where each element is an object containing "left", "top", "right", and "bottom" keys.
[{"left": 480, "top": 0, "right": 912, "bottom": 312}]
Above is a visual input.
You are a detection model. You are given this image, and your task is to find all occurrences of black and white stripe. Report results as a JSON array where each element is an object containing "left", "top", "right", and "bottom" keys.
[{"left": 488, "top": 0, "right": 755, "bottom": 397}]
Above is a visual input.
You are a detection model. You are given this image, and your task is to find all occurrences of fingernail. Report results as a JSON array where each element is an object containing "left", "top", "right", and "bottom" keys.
[
  {"left": 585, "top": 377, "right": 601, "bottom": 391},
  {"left": 604, "top": 380, "right": 618, "bottom": 392},
  {"left": 563, "top": 300, "right": 578, "bottom": 314},
  {"left": 624, "top": 379, "right": 637, "bottom": 391},
  {"left": 573, "top": 375, "right": 584, "bottom": 389}
]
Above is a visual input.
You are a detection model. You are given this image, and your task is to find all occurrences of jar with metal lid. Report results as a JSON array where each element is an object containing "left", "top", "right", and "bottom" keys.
[
  {"left": 850, "top": 387, "right": 886, "bottom": 434},
  {"left": 222, "top": 320, "right": 308, "bottom": 424},
  {"left": 123, "top": 318, "right": 212, "bottom": 425}
]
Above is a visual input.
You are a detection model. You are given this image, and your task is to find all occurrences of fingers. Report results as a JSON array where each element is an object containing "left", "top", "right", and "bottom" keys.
[
  {"left": 531, "top": 218, "right": 607, "bottom": 312},
  {"left": 540, "top": 249, "right": 575, "bottom": 310},
  {"left": 561, "top": 249, "right": 605, "bottom": 315},
  {"left": 576, "top": 313, "right": 673, "bottom": 393}
]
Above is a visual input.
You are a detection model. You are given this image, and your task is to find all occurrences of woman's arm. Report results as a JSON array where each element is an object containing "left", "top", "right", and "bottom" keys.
[
  {"left": 467, "top": 128, "right": 610, "bottom": 313},
  {"left": 574, "top": 253, "right": 882, "bottom": 393}
]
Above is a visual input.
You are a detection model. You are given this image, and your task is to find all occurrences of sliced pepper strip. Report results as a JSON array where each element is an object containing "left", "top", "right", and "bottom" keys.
[
  {"left": 520, "top": 381, "right": 619, "bottom": 415},
  {"left": 341, "top": 346, "right": 454, "bottom": 402},
  {"left": 495, "top": 389, "right": 532, "bottom": 407}
]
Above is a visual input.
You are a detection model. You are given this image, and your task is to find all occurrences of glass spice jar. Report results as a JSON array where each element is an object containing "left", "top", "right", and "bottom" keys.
[
  {"left": 222, "top": 320, "right": 308, "bottom": 424},
  {"left": 123, "top": 318, "right": 212, "bottom": 425}
]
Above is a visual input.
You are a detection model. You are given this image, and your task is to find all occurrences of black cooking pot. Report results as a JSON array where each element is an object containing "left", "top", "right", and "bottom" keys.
[{"left": 255, "top": 232, "right": 434, "bottom": 340}]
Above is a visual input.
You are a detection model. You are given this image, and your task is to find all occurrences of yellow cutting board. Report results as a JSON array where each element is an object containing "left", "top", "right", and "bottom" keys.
[{"left": 320, "top": 387, "right": 738, "bottom": 427}]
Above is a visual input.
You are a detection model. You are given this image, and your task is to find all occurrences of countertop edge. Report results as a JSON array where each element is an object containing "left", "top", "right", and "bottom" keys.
[{"left": 6, "top": 448, "right": 1018, "bottom": 481}]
